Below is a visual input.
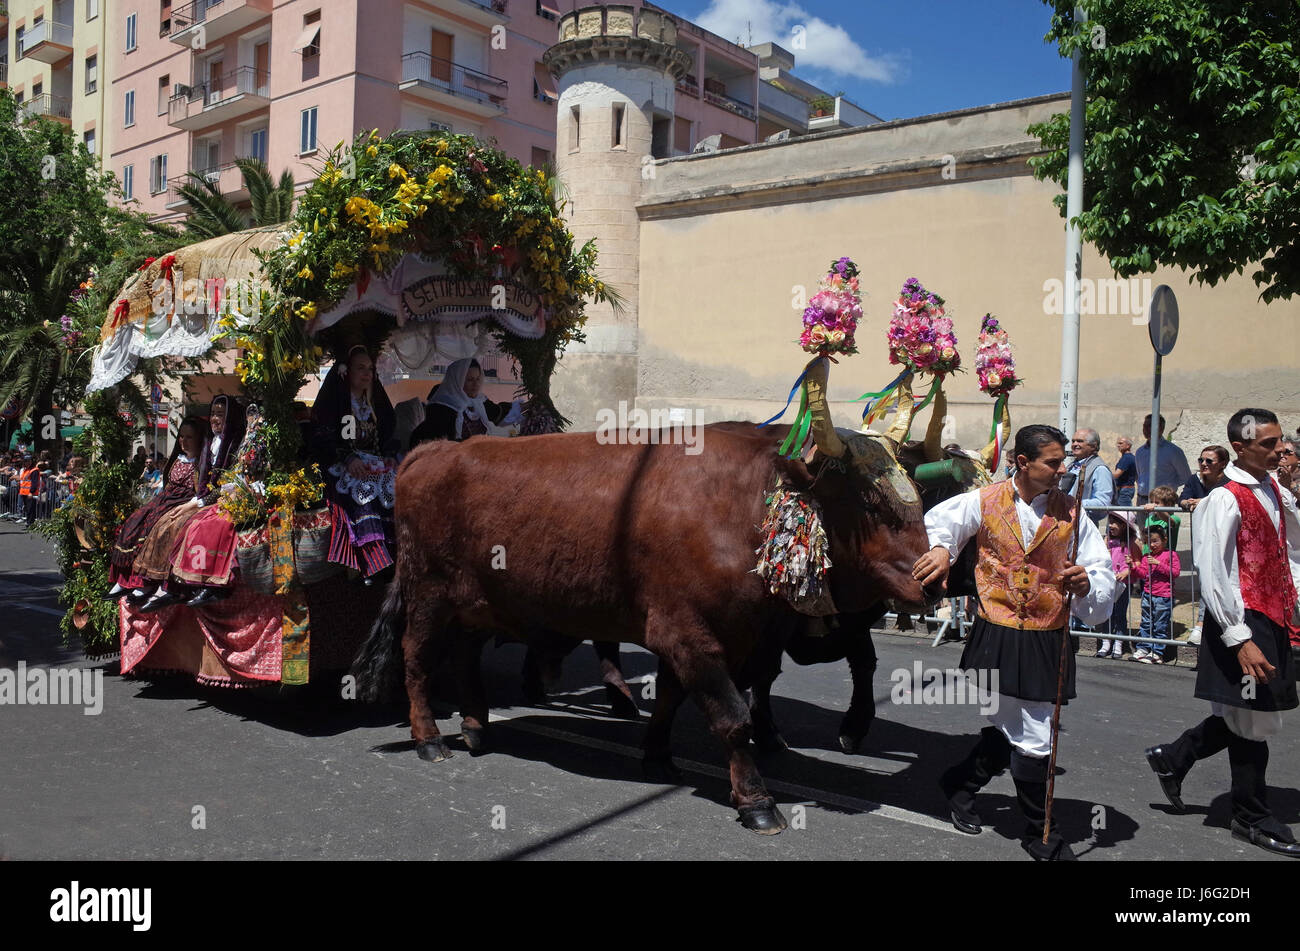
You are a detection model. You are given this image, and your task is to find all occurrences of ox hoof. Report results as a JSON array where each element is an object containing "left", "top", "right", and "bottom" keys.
[
  {"left": 753, "top": 731, "right": 790, "bottom": 754},
  {"left": 642, "top": 756, "right": 683, "bottom": 784},
  {"left": 460, "top": 722, "right": 488, "bottom": 754},
  {"left": 605, "top": 684, "right": 641, "bottom": 720},
  {"left": 738, "top": 802, "right": 788, "bottom": 835},
  {"left": 416, "top": 738, "right": 454, "bottom": 763}
]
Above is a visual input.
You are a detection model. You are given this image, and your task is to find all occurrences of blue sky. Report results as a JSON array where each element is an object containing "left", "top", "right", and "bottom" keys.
[{"left": 667, "top": 0, "right": 1072, "bottom": 120}]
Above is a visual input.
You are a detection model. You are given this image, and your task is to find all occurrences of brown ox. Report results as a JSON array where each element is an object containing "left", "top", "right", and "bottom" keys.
[
  {"left": 352, "top": 363, "right": 931, "bottom": 833},
  {"left": 747, "top": 386, "right": 1009, "bottom": 754}
]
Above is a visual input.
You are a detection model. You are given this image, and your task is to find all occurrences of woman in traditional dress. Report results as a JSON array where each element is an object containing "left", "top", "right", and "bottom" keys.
[
  {"left": 106, "top": 416, "right": 210, "bottom": 600},
  {"left": 312, "top": 345, "right": 399, "bottom": 583},
  {"left": 408, "top": 358, "right": 512, "bottom": 447},
  {"left": 133, "top": 395, "right": 248, "bottom": 612},
  {"left": 166, "top": 404, "right": 270, "bottom": 607}
]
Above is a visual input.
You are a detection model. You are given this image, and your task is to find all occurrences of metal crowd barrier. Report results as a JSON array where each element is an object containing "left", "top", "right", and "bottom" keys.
[
  {"left": 874, "top": 504, "right": 1199, "bottom": 661},
  {"left": 1073, "top": 504, "right": 1197, "bottom": 661},
  {"left": 0, "top": 472, "right": 72, "bottom": 526}
]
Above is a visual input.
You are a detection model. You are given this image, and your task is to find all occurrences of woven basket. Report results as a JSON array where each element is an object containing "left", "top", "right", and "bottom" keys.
[
  {"left": 235, "top": 525, "right": 275, "bottom": 594},
  {"left": 292, "top": 508, "right": 339, "bottom": 586},
  {"left": 235, "top": 508, "right": 337, "bottom": 594}
]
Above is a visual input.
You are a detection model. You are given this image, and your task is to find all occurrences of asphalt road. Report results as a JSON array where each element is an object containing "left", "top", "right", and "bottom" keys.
[{"left": 1, "top": 520, "right": 1296, "bottom": 862}]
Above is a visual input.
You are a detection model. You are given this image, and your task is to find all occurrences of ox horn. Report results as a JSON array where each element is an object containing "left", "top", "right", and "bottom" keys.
[
  {"left": 922, "top": 386, "right": 948, "bottom": 463},
  {"left": 881, "top": 371, "right": 916, "bottom": 453},
  {"left": 980, "top": 399, "right": 1012, "bottom": 470},
  {"left": 803, "top": 358, "right": 846, "bottom": 459}
]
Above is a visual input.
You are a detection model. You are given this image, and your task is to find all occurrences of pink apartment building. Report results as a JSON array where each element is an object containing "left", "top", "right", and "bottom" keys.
[{"left": 109, "top": 0, "right": 860, "bottom": 224}]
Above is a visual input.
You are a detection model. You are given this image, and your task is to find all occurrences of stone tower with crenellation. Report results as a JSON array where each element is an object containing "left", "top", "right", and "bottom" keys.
[{"left": 542, "top": 4, "right": 692, "bottom": 429}]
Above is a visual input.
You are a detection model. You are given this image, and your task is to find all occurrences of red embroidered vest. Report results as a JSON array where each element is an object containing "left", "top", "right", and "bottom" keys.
[
  {"left": 975, "top": 480, "right": 1076, "bottom": 631},
  {"left": 1226, "top": 480, "right": 1300, "bottom": 635}
]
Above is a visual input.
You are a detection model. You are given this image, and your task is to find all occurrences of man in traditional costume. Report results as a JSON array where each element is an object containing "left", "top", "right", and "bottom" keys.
[
  {"left": 913, "top": 424, "right": 1115, "bottom": 860},
  {"left": 1145, "top": 408, "right": 1300, "bottom": 857}
]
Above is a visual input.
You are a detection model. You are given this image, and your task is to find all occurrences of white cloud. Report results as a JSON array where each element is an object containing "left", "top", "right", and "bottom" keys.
[{"left": 691, "top": 0, "right": 902, "bottom": 84}]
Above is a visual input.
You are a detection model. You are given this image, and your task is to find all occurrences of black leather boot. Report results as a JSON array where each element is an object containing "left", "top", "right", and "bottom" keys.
[
  {"left": 1012, "top": 750, "right": 1077, "bottom": 861},
  {"left": 940, "top": 726, "right": 1011, "bottom": 835}
]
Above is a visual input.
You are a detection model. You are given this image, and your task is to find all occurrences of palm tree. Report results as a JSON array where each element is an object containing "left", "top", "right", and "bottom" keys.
[
  {"left": 178, "top": 158, "right": 297, "bottom": 239},
  {"left": 238, "top": 158, "right": 296, "bottom": 225}
]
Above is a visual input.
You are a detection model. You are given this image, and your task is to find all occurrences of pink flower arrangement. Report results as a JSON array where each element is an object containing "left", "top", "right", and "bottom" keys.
[
  {"left": 975, "top": 313, "right": 1019, "bottom": 397},
  {"left": 888, "top": 277, "right": 960, "bottom": 376},
  {"left": 799, "top": 256, "right": 862, "bottom": 356}
]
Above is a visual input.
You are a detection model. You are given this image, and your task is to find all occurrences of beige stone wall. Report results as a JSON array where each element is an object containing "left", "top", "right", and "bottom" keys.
[{"left": 633, "top": 94, "right": 1300, "bottom": 457}]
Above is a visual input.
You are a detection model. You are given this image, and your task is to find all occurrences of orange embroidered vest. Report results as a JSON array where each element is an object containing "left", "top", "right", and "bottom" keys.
[{"left": 975, "top": 480, "right": 1077, "bottom": 630}]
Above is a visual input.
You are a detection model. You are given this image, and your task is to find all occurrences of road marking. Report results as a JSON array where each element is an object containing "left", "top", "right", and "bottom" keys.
[{"left": 486, "top": 706, "right": 957, "bottom": 834}]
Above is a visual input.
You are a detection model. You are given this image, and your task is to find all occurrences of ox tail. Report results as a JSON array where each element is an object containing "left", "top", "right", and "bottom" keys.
[{"left": 351, "top": 580, "right": 407, "bottom": 704}]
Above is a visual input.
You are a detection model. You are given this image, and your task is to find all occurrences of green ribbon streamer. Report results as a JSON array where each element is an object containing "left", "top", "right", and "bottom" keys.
[{"left": 779, "top": 382, "right": 811, "bottom": 457}]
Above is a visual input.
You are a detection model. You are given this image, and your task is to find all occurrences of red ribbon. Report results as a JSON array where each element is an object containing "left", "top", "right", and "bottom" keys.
[
  {"left": 110, "top": 298, "right": 131, "bottom": 330},
  {"left": 137, "top": 256, "right": 156, "bottom": 272}
]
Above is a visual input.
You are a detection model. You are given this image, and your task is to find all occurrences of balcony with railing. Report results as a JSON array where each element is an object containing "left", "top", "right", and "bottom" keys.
[
  {"left": 19, "top": 93, "right": 73, "bottom": 123},
  {"left": 169, "top": 67, "right": 270, "bottom": 131},
  {"left": 168, "top": 0, "right": 272, "bottom": 47},
  {"left": 434, "top": 0, "right": 510, "bottom": 28},
  {"left": 0, "top": 63, "right": 8, "bottom": 88},
  {"left": 399, "top": 52, "right": 507, "bottom": 117},
  {"left": 703, "top": 87, "right": 756, "bottom": 122},
  {"left": 20, "top": 20, "right": 74, "bottom": 64},
  {"left": 757, "top": 80, "right": 808, "bottom": 133}
]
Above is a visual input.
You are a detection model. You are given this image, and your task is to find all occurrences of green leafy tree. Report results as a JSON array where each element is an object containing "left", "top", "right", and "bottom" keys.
[
  {"left": 177, "top": 157, "right": 297, "bottom": 239},
  {"left": 1029, "top": 0, "right": 1300, "bottom": 301},
  {"left": 0, "top": 89, "right": 171, "bottom": 452}
]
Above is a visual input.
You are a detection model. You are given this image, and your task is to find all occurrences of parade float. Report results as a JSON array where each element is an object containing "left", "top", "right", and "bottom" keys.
[{"left": 47, "top": 128, "right": 615, "bottom": 687}]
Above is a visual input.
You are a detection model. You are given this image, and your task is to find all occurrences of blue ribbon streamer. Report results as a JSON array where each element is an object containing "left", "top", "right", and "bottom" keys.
[
  {"left": 757, "top": 361, "right": 815, "bottom": 429},
  {"left": 856, "top": 366, "right": 911, "bottom": 422}
]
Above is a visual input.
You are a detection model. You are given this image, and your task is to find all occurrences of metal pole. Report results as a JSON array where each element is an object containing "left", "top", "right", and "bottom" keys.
[
  {"left": 1149, "top": 353, "right": 1162, "bottom": 500},
  {"left": 1059, "top": 4, "right": 1086, "bottom": 437}
]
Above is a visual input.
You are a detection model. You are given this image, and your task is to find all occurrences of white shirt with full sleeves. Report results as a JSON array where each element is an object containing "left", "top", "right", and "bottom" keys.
[
  {"left": 924, "top": 480, "right": 1116, "bottom": 627},
  {"left": 1192, "top": 463, "right": 1300, "bottom": 648}
]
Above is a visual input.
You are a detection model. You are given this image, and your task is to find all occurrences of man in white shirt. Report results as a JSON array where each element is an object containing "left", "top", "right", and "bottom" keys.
[
  {"left": 1145, "top": 408, "right": 1300, "bottom": 857},
  {"left": 1134, "top": 413, "right": 1191, "bottom": 503},
  {"left": 913, "top": 424, "right": 1115, "bottom": 861}
]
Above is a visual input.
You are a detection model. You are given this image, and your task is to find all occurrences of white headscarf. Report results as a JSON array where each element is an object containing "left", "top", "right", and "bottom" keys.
[{"left": 429, "top": 358, "right": 505, "bottom": 439}]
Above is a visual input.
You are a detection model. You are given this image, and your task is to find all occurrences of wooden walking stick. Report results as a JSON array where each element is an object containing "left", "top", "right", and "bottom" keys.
[{"left": 1043, "top": 472, "right": 1089, "bottom": 845}]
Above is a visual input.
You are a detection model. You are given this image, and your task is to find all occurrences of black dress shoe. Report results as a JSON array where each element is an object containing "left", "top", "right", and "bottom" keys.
[
  {"left": 126, "top": 588, "right": 153, "bottom": 604},
  {"left": 102, "top": 582, "right": 129, "bottom": 601},
  {"left": 138, "top": 589, "right": 184, "bottom": 613},
  {"left": 187, "top": 587, "right": 231, "bottom": 607},
  {"left": 1230, "top": 819, "right": 1300, "bottom": 857},
  {"left": 1145, "top": 746, "right": 1185, "bottom": 812},
  {"left": 939, "top": 771, "right": 982, "bottom": 835}
]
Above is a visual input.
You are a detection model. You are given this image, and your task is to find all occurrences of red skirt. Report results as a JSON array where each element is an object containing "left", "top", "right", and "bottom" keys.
[{"left": 171, "top": 505, "right": 241, "bottom": 587}]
